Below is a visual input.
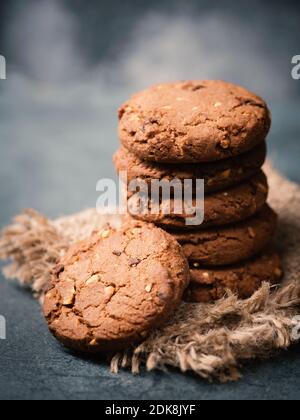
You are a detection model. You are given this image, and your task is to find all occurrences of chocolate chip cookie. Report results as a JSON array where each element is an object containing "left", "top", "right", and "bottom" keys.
[
  {"left": 43, "top": 224, "right": 189, "bottom": 353},
  {"left": 184, "top": 249, "right": 283, "bottom": 303},
  {"left": 171, "top": 205, "right": 277, "bottom": 266},
  {"left": 119, "top": 81, "right": 271, "bottom": 163},
  {"left": 127, "top": 171, "right": 269, "bottom": 229},
  {"left": 114, "top": 142, "right": 267, "bottom": 194}
]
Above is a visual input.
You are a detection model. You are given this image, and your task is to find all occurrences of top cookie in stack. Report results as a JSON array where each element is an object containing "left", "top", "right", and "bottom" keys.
[
  {"left": 114, "top": 80, "right": 283, "bottom": 303},
  {"left": 118, "top": 80, "right": 270, "bottom": 163}
]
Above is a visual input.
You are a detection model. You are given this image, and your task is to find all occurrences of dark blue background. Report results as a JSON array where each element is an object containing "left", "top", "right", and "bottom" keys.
[{"left": 0, "top": 0, "right": 300, "bottom": 400}]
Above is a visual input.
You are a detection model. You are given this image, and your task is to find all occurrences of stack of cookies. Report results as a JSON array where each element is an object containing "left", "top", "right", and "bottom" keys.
[{"left": 114, "top": 80, "right": 283, "bottom": 303}]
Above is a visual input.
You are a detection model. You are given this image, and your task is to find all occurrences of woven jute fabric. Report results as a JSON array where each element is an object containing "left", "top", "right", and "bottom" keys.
[{"left": 0, "top": 164, "right": 300, "bottom": 382}]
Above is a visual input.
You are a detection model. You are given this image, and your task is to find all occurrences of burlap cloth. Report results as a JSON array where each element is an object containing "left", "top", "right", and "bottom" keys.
[{"left": 0, "top": 164, "right": 300, "bottom": 382}]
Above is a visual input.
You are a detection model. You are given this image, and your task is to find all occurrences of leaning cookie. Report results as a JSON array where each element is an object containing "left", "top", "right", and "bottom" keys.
[
  {"left": 184, "top": 249, "right": 283, "bottom": 303},
  {"left": 113, "top": 142, "right": 267, "bottom": 194},
  {"left": 170, "top": 205, "right": 277, "bottom": 266},
  {"left": 127, "top": 171, "right": 268, "bottom": 230},
  {"left": 43, "top": 224, "right": 189, "bottom": 353},
  {"left": 119, "top": 80, "right": 271, "bottom": 163}
]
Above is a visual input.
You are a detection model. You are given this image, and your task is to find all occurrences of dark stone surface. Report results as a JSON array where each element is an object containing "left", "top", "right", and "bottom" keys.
[{"left": 0, "top": 272, "right": 300, "bottom": 400}]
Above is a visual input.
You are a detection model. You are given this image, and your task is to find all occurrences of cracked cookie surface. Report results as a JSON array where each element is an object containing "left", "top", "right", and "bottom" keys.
[
  {"left": 170, "top": 205, "right": 277, "bottom": 266},
  {"left": 114, "top": 142, "right": 266, "bottom": 194},
  {"left": 43, "top": 224, "right": 189, "bottom": 353},
  {"left": 184, "top": 249, "right": 283, "bottom": 303},
  {"left": 118, "top": 81, "right": 271, "bottom": 163}
]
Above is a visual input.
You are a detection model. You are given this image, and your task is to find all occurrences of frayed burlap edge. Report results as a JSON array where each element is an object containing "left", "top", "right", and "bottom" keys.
[{"left": 0, "top": 164, "right": 300, "bottom": 382}]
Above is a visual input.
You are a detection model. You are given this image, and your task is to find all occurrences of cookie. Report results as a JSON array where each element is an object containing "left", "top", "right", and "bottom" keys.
[
  {"left": 43, "top": 224, "right": 189, "bottom": 353},
  {"left": 184, "top": 249, "right": 283, "bottom": 303},
  {"left": 170, "top": 205, "right": 277, "bottom": 266},
  {"left": 119, "top": 81, "right": 271, "bottom": 163},
  {"left": 127, "top": 171, "right": 268, "bottom": 229},
  {"left": 113, "top": 142, "right": 267, "bottom": 194}
]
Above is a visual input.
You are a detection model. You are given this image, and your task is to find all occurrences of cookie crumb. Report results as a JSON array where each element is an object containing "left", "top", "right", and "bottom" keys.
[
  {"left": 101, "top": 230, "right": 111, "bottom": 239},
  {"left": 46, "top": 291, "right": 54, "bottom": 299},
  {"left": 86, "top": 274, "right": 101, "bottom": 285},
  {"left": 104, "top": 286, "right": 115, "bottom": 300},
  {"left": 221, "top": 169, "right": 232, "bottom": 179},
  {"left": 129, "top": 115, "right": 140, "bottom": 122},
  {"left": 129, "top": 258, "right": 141, "bottom": 267},
  {"left": 145, "top": 284, "right": 153, "bottom": 293},
  {"left": 62, "top": 289, "right": 75, "bottom": 306},
  {"left": 220, "top": 139, "right": 230, "bottom": 149},
  {"left": 113, "top": 250, "right": 122, "bottom": 257},
  {"left": 248, "top": 227, "right": 256, "bottom": 239}
]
